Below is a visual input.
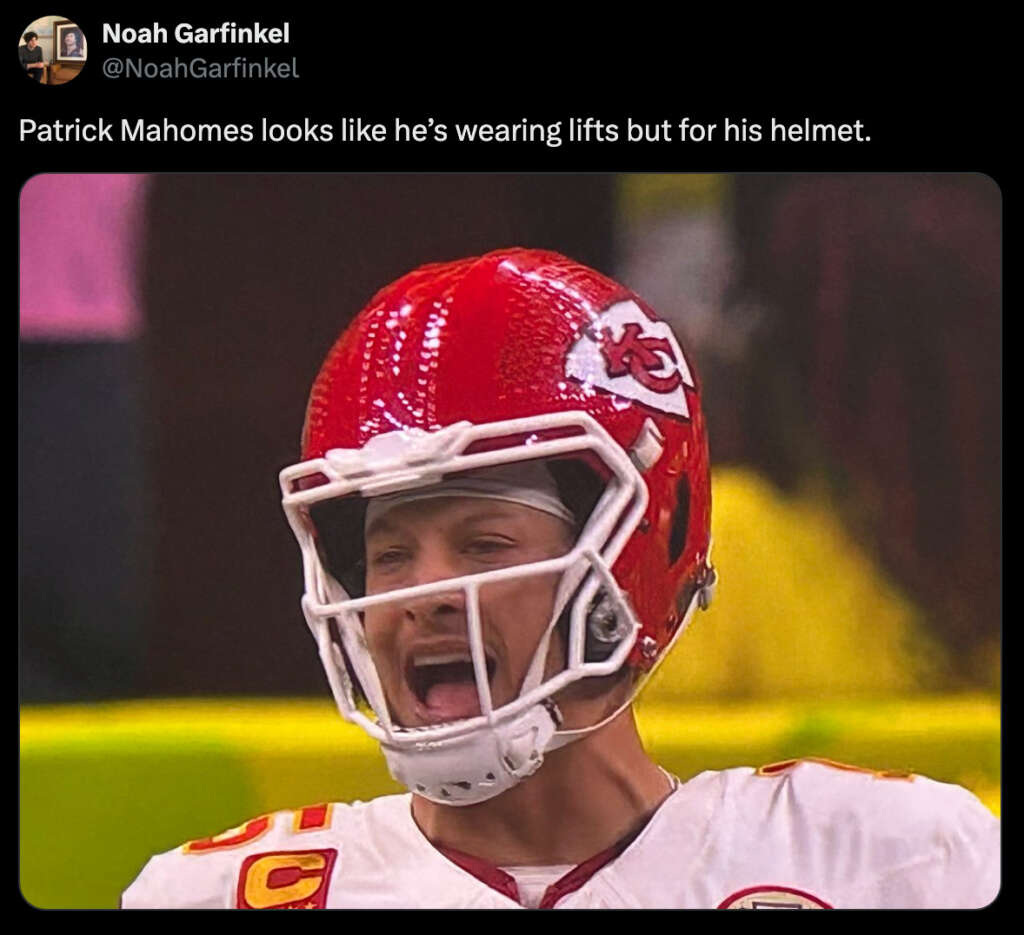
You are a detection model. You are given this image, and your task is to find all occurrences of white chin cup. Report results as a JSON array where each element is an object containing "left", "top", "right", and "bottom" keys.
[{"left": 381, "top": 701, "right": 561, "bottom": 806}]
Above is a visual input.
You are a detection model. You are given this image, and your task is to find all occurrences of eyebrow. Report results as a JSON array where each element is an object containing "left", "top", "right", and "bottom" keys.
[{"left": 364, "top": 505, "right": 521, "bottom": 542}]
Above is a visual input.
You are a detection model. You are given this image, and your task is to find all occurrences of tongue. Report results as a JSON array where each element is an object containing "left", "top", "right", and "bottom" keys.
[{"left": 424, "top": 682, "right": 481, "bottom": 718}]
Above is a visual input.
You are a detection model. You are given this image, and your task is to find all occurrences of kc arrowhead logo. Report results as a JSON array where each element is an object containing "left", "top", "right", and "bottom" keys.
[{"left": 565, "top": 300, "right": 695, "bottom": 418}]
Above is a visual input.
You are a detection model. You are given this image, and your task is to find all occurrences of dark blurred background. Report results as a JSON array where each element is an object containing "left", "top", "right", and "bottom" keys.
[{"left": 19, "top": 173, "right": 1001, "bottom": 702}]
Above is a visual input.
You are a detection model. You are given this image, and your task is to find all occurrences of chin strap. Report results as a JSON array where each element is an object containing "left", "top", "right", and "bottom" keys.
[{"left": 382, "top": 699, "right": 562, "bottom": 806}]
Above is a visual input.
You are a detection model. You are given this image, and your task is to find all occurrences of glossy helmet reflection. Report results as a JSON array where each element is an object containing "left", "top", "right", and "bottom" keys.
[{"left": 280, "top": 248, "right": 715, "bottom": 805}]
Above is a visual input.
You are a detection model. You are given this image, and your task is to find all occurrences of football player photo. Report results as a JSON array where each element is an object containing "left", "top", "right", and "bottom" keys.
[
  {"left": 20, "top": 175, "right": 999, "bottom": 909},
  {"left": 121, "top": 245, "right": 999, "bottom": 909},
  {"left": 55, "top": 21, "right": 86, "bottom": 61}
]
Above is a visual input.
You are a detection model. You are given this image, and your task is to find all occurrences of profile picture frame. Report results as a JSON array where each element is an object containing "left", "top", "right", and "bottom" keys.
[{"left": 54, "top": 20, "right": 86, "bottom": 61}]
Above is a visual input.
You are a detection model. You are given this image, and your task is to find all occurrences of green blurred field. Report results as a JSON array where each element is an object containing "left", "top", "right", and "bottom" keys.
[{"left": 21, "top": 695, "right": 998, "bottom": 909}]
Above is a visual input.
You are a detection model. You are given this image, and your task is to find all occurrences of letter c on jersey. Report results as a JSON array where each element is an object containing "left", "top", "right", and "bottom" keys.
[{"left": 237, "top": 849, "right": 338, "bottom": 909}]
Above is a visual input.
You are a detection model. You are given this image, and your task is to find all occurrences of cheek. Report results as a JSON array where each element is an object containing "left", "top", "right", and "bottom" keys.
[
  {"left": 485, "top": 573, "right": 562, "bottom": 658},
  {"left": 363, "top": 611, "right": 398, "bottom": 669}
]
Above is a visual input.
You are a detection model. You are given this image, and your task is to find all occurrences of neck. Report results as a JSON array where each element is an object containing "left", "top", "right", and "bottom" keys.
[{"left": 411, "top": 707, "right": 673, "bottom": 866}]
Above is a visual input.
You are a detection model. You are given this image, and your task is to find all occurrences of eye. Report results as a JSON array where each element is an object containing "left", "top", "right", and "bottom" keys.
[
  {"left": 369, "top": 547, "right": 410, "bottom": 568},
  {"left": 464, "top": 537, "right": 516, "bottom": 556}
]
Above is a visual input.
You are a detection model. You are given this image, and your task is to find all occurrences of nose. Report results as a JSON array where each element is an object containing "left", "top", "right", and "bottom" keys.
[
  {"left": 408, "top": 549, "right": 462, "bottom": 587},
  {"left": 402, "top": 553, "right": 467, "bottom": 621},
  {"left": 403, "top": 589, "right": 466, "bottom": 623}
]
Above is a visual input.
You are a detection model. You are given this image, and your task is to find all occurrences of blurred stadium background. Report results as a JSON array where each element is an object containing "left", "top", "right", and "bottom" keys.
[{"left": 20, "top": 174, "right": 1000, "bottom": 907}]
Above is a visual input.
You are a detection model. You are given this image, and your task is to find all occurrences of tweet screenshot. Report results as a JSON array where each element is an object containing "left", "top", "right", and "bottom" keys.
[{"left": 16, "top": 14, "right": 1002, "bottom": 911}]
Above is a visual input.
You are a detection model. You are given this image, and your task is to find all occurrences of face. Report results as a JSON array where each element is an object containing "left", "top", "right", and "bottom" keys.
[
  {"left": 27, "top": 38, "right": 37, "bottom": 49},
  {"left": 362, "top": 497, "right": 574, "bottom": 728},
  {"left": 64, "top": 32, "right": 77, "bottom": 51}
]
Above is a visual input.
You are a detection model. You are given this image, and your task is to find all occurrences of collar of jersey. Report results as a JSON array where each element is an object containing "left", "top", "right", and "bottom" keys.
[
  {"left": 434, "top": 835, "right": 632, "bottom": 908},
  {"left": 412, "top": 777, "right": 683, "bottom": 908}
]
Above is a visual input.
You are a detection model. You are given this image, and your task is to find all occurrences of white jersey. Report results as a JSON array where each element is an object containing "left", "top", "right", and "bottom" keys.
[{"left": 121, "top": 759, "right": 1000, "bottom": 909}]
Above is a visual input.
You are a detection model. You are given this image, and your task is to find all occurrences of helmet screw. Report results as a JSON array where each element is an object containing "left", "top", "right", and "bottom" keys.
[
  {"left": 588, "top": 591, "right": 630, "bottom": 643},
  {"left": 640, "top": 636, "right": 658, "bottom": 660}
]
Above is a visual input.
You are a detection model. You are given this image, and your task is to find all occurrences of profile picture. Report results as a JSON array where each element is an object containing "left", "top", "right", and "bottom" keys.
[{"left": 55, "top": 20, "right": 86, "bottom": 61}]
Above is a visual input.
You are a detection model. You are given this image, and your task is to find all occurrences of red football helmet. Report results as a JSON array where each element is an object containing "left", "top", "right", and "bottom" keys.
[{"left": 281, "top": 248, "right": 714, "bottom": 805}]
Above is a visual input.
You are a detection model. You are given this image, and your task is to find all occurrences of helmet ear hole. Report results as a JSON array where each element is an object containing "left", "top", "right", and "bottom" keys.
[
  {"left": 584, "top": 588, "right": 630, "bottom": 662},
  {"left": 668, "top": 475, "right": 690, "bottom": 565},
  {"left": 554, "top": 586, "right": 631, "bottom": 664}
]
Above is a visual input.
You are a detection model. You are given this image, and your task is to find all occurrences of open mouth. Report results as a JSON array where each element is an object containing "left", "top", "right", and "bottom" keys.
[{"left": 406, "top": 652, "right": 497, "bottom": 722}]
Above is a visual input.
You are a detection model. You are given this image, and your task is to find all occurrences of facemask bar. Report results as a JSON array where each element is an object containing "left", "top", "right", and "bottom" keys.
[
  {"left": 316, "top": 543, "right": 641, "bottom": 745},
  {"left": 519, "top": 472, "right": 641, "bottom": 697},
  {"left": 281, "top": 412, "right": 648, "bottom": 747}
]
